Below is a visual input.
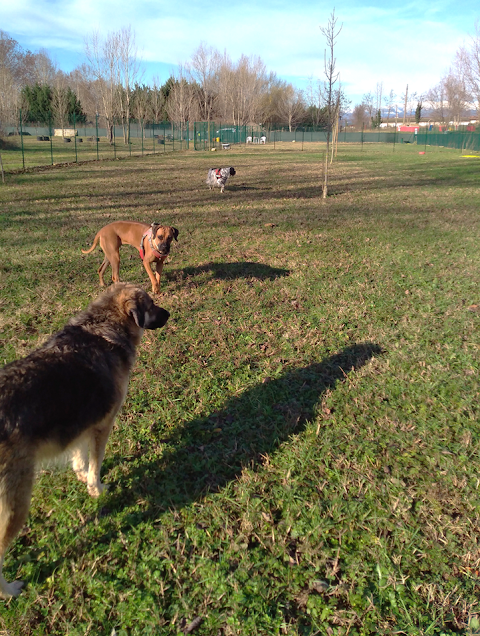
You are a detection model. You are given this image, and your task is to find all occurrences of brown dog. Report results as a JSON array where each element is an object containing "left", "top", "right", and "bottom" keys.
[
  {"left": 82, "top": 221, "right": 179, "bottom": 294},
  {"left": 0, "top": 283, "right": 169, "bottom": 598}
]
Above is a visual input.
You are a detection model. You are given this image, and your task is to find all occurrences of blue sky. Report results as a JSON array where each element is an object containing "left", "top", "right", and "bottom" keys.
[{"left": 1, "top": 0, "right": 478, "bottom": 108}]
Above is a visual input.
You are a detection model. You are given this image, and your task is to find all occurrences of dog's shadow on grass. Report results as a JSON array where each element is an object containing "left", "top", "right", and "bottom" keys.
[
  {"left": 178, "top": 261, "right": 290, "bottom": 282},
  {"left": 105, "top": 342, "right": 382, "bottom": 524},
  {"left": 228, "top": 184, "right": 257, "bottom": 191}
]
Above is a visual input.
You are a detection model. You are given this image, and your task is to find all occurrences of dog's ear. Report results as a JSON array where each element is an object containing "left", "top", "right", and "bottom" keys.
[
  {"left": 172, "top": 227, "right": 179, "bottom": 242},
  {"left": 151, "top": 222, "right": 161, "bottom": 235},
  {"left": 230, "top": 167, "right": 236, "bottom": 176},
  {"left": 125, "top": 299, "right": 145, "bottom": 328}
]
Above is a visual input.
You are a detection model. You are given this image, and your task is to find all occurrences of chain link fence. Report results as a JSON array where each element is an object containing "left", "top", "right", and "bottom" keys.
[
  {"left": 3, "top": 113, "right": 480, "bottom": 178},
  {"left": 0, "top": 112, "right": 190, "bottom": 173}
]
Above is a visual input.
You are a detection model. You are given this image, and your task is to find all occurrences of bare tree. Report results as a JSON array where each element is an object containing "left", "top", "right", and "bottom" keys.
[
  {"left": 231, "top": 54, "right": 270, "bottom": 125},
  {"left": 375, "top": 81, "right": 383, "bottom": 113},
  {"left": 426, "top": 81, "right": 448, "bottom": 126},
  {"left": 51, "top": 71, "right": 70, "bottom": 132},
  {"left": 188, "top": 42, "right": 220, "bottom": 122},
  {"left": 401, "top": 84, "right": 408, "bottom": 124},
  {"left": 352, "top": 103, "right": 369, "bottom": 130},
  {"left": 166, "top": 66, "right": 199, "bottom": 130},
  {"left": 305, "top": 76, "right": 325, "bottom": 126},
  {"left": 275, "top": 84, "right": 305, "bottom": 131},
  {"left": 383, "top": 89, "right": 396, "bottom": 124},
  {"left": 68, "top": 64, "right": 98, "bottom": 120},
  {"left": 319, "top": 9, "right": 342, "bottom": 199},
  {"left": 362, "top": 91, "right": 375, "bottom": 126},
  {"left": 0, "top": 31, "right": 37, "bottom": 128},
  {"left": 455, "top": 21, "right": 480, "bottom": 116},
  {"left": 407, "top": 90, "right": 420, "bottom": 123},
  {"left": 213, "top": 50, "right": 229, "bottom": 122},
  {"left": 117, "top": 26, "right": 143, "bottom": 143},
  {"left": 85, "top": 30, "right": 123, "bottom": 143},
  {"left": 427, "top": 72, "right": 468, "bottom": 126},
  {"left": 33, "top": 49, "right": 57, "bottom": 86},
  {"left": 0, "top": 32, "right": 20, "bottom": 127}
]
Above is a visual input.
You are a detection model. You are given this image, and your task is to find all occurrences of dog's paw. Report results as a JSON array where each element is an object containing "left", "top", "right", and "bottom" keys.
[
  {"left": 87, "top": 482, "right": 109, "bottom": 498},
  {"left": 0, "top": 578, "right": 24, "bottom": 599}
]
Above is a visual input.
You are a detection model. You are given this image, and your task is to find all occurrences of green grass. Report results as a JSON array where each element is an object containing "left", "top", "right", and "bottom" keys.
[{"left": 0, "top": 142, "right": 479, "bottom": 635}]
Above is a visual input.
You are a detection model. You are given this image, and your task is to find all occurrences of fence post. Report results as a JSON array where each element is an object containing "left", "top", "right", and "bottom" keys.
[
  {"left": 152, "top": 121, "right": 155, "bottom": 155},
  {"left": 163, "top": 122, "right": 166, "bottom": 154},
  {"left": 129, "top": 119, "right": 132, "bottom": 157},
  {"left": 113, "top": 123, "right": 116, "bottom": 160},
  {"left": 74, "top": 112, "right": 78, "bottom": 163},
  {"left": 361, "top": 122, "right": 364, "bottom": 152},
  {"left": 141, "top": 119, "right": 144, "bottom": 156},
  {"left": 19, "top": 109, "right": 25, "bottom": 170},
  {"left": 95, "top": 113, "right": 99, "bottom": 161},
  {"left": 49, "top": 113, "right": 54, "bottom": 165},
  {"left": 173, "top": 123, "right": 175, "bottom": 152}
]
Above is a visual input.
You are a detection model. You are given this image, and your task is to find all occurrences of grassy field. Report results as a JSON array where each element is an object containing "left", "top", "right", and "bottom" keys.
[{"left": 0, "top": 142, "right": 479, "bottom": 635}]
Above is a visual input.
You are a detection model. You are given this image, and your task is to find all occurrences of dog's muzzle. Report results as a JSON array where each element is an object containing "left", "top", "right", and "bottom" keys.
[{"left": 144, "top": 308, "right": 170, "bottom": 329}]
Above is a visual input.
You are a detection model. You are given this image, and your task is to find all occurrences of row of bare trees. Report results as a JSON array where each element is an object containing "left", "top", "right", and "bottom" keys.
[
  {"left": 163, "top": 44, "right": 318, "bottom": 130},
  {"left": 1, "top": 28, "right": 335, "bottom": 140},
  {"left": 351, "top": 23, "right": 480, "bottom": 130}
]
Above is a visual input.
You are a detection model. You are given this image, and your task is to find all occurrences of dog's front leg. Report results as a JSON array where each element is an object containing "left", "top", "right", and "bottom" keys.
[
  {"left": 86, "top": 420, "right": 114, "bottom": 497},
  {"left": 70, "top": 440, "right": 89, "bottom": 484},
  {"left": 143, "top": 259, "right": 160, "bottom": 294},
  {"left": 154, "top": 259, "right": 166, "bottom": 293}
]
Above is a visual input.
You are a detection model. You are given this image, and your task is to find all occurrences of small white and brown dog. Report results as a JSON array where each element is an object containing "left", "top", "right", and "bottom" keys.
[{"left": 206, "top": 167, "right": 236, "bottom": 193}]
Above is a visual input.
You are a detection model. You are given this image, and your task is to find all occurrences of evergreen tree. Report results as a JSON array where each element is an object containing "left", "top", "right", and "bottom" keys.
[
  {"left": 20, "top": 83, "right": 86, "bottom": 124},
  {"left": 21, "top": 83, "right": 52, "bottom": 122},
  {"left": 415, "top": 101, "right": 422, "bottom": 124},
  {"left": 371, "top": 109, "right": 382, "bottom": 129},
  {"left": 66, "top": 87, "right": 86, "bottom": 124}
]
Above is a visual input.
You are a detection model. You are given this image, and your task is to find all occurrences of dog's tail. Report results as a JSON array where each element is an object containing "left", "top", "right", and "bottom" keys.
[{"left": 81, "top": 234, "right": 100, "bottom": 254}]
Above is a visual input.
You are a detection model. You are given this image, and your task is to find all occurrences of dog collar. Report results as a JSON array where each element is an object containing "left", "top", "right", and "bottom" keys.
[
  {"left": 139, "top": 227, "right": 164, "bottom": 260},
  {"left": 148, "top": 231, "right": 164, "bottom": 259}
]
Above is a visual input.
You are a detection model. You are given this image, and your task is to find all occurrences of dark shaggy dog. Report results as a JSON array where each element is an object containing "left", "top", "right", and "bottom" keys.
[
  {"left": 206, "top": 167, "right": 236, "bottom": 193},
  {"left": 0, "top": 284, "right": 169, "bottom": 598}
]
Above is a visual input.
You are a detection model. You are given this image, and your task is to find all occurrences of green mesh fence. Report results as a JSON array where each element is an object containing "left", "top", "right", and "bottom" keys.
[
  {"left": 1, "top": 112, "right": 189, "bottom": 172},
  {"left": 192, "top": 123, "right": 263, "bottom": 149},
  {"left": 416, "top": 131, "right": 480, "bottom": 151}
]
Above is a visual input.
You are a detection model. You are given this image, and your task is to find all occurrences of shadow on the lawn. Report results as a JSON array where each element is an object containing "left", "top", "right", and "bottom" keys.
[
  {"left": 106, "top": 342, "right": 383, "bottom": 523},
  {"left": 179, "top": 261, "right": 290, "bottom": 281}
]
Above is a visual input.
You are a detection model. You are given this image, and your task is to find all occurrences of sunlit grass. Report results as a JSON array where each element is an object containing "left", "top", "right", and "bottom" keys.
[{"left": 0, "top": 142, "right": 479, "bottom": 635}]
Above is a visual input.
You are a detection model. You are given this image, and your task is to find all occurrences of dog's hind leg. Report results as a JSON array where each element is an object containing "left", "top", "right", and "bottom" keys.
[
  {"left": 86, "top": 418, "right": 116, "bottom": 498},
  {"left": 107, "top": 251, "right": 121, "bottom": 284},
  {"left": 97, "top": 257, "right": 110, "bottom": 287},
  {"left": 0, "top": 457, "right": 34, "bottom": 598}
]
